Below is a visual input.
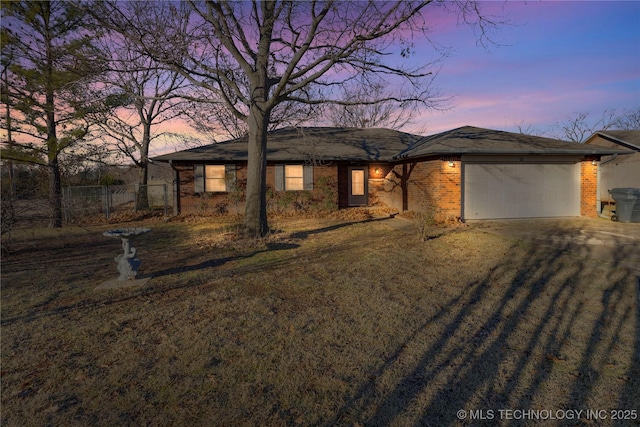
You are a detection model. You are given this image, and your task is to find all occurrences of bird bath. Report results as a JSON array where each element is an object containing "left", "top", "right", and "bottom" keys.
[{"left": 103, "top": 228, "right": 151, "bottom": 281}]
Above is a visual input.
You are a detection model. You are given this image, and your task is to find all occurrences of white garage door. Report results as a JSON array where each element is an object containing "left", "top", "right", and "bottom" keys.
[{"left": 463, "top": 163, "right": 580, "bottom": 219}]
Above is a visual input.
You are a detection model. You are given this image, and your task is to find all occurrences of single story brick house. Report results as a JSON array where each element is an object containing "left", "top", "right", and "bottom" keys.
[
  {"left": 153, "top": 126, "right": 630, "bottom": 221},
  {"left": 584, "top": 130, "right": 640, "bottom": 215}
]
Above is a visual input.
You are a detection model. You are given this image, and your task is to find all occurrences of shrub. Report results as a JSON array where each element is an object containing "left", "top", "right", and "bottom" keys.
[
  {"left": 1, "top": 194, "right": 16, "bottom": 235},
  {"left": 196, "top": 192, "right": 213, "bottom": 214},
  {"left": 410, "top": 210, "right": 437, "bottom": 241},
  {"left": 99, "top": 174, "right": 124, "bottom": 186},
  {"left": 315, "top": 176, "right": 338, "bottom": 212}
]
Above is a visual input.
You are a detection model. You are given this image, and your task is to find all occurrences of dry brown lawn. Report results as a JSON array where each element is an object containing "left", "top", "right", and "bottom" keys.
[{"left": 1, "top": 214, "right": 639, "bottom": 426}]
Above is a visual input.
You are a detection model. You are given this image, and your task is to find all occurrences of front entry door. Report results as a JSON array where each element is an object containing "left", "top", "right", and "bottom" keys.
[{"left": 348, "top": 166, "right": 368, "bottom": 206}]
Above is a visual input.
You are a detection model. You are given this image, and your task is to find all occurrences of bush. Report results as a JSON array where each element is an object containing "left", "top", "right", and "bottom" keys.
[
  {"left": 1, "top": 194, "right": 16, "bottom": 235},
  {"left": 99, "top": 174, "right": 124, "bottom": 186},
  {"left": 409, "top": 210, "right": 437, "bottom": 241},
  {"left": 315, "top": 176, "right": 338, "bottom": 212}
]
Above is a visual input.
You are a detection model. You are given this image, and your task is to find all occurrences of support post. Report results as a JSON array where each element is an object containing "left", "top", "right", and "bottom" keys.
[
  {"left": 171, "top": 162, "right": 180, "bottom": 215},
  {"left": 163, "top": 183, "right": 168, "bottom": 217}
]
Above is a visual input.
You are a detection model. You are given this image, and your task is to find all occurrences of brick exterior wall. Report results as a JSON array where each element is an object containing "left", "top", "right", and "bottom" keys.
[
  {"left": 379, "top": 158, "right": 462, "bottom": 221},
  {"left": 173, "top": 164, "right": 249, "bottom": 215},
  {"left": 337, "top": 164, "right": 349, "bottom": 208},
  {"left": 367, "top": 163, "right": 395, "bottom": 208},
  {"left": 172, "top": 158, "right": 598, "bottom": 220},
  {"left": 437, "top": 160, "right": 462, "bottom": 220},
  {"left": 175, "top": 163, "right": 338, "bottom": 214},
  {"left": 580, "top": 159, "right": 598, "bottom": 218},
  {"left": 378, "top": 158, "right": 598, "bottom": 220}
]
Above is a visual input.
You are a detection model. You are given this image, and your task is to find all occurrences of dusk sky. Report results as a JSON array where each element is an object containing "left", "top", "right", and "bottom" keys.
[
  {"left": 410, "top": 1, "right": 640, "bottom": 136},
  {"left": 149, "top": 0, "right": 640, "bottom": 155}
]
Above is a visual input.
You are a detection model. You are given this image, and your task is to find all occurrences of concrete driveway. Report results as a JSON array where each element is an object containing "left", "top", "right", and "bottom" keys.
[{"left": 471, "top": 217, "right": 640, "bottom": 272}]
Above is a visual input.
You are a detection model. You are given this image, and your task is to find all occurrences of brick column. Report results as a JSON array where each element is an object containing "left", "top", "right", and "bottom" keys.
[
  {"left": 580, "top": 159, "right": 598, "bottom": 218},
  {"left": 437, "top": 159, "right": 462, "bottom": 221}
]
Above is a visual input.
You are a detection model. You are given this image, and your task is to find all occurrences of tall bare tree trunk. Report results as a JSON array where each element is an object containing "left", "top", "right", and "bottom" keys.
[
  {"left": 137, "top": 133, "right": 150, "bottom": 211},
  {"left": 243, "top": 3, "right": 275, "bottom": 238},
  {"left": 244, "top": 103, "right": 270, "bottom": 237},
  {"left": 136, "top": 161, "right": 149, "bottom": 211}
]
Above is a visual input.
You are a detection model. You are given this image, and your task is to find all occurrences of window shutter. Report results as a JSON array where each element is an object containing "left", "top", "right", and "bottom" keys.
[
  {"left": 194, "top": 164, "right": 204, "bottom": 193},
  {"left": 275, "top": 164, "right": 284, "bottom": 191},
  {"left": 225, "top": 164, "right": 236, "bottom": 192},
  {"left": 303, "top": 165, "right": 314, "bottom": 190}
]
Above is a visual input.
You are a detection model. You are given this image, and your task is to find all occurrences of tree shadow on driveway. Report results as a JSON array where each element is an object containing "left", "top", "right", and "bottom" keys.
[
  {"left": 475, "top": 218, "right": 640, "bottom": 272},
  {"left": 330, "top": 220, "right": 639, "bottom": 426}
]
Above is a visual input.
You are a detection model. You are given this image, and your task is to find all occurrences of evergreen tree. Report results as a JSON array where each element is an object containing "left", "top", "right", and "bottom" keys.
[{"left": 1, "top": 1, "right": 102, "bottom": 227}]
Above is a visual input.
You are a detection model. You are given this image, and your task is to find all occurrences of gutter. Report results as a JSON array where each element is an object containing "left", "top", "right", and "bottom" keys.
[{"left": 393, "top": 148, "right": 630, "bottom": 160}]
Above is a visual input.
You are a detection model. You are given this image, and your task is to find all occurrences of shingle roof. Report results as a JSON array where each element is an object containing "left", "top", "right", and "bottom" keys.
[
  {"left": 153, "top": 127, "right": 423, "bottom": 162},
  {"left": 584, "top": 130, "right": 640, "bottom": 151},
  {"left": 154, "top": 125, "right": 630, "bottom": 163},
  {"left": 394, "top": 126, "right": 631, "bottom": 159}
]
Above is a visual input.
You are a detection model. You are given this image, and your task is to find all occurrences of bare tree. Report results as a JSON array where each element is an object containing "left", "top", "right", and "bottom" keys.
[
  {"left": 102, "top": 0, "right": 498, "bottom": 236},
  {"left": 612, "top": 107, "right": 640, "bottom": 130},
  {"left": 86, "top": 5, "right": 190, "bottom": 209},
  {"left": 551, "top": 109, "right": 617, "bottom": 143},
  {"left": 184, "top": 88, "right": 321, "bottom": 141},
  {"left": 1, "top": 1, "right": 103, "bottom": 227},
  {"left": 513, "top": 120, "right": 542, "bottom": 136},
  {"left": 325, "top": 82, "right": 437, "bottom": 131}
]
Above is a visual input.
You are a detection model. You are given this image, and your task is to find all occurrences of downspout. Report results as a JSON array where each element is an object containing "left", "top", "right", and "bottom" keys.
[
  {"left": 597, "top": 154, "right": 618, "bottom": 218},
  {"left": 600, "top": 153, "right": 619, "bottom": 166}
]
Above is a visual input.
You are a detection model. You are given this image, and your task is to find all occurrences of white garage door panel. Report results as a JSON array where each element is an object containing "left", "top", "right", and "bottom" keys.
[{"left": 464, "top": 163, "right": 580, "bottom": 219}]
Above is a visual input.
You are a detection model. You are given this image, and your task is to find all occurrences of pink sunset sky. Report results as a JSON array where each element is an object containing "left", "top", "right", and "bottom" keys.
[
  {"left": 406, "top": 0, "right": 640, "bottom": 135},
  {"left": 154, "top": 1, "right": 639, "bottom": 155}
]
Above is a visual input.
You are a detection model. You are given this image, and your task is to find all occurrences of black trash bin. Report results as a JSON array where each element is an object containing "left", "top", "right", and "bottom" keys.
[{"left": 608, "top": 188, "right": 640, "bottom": 223}]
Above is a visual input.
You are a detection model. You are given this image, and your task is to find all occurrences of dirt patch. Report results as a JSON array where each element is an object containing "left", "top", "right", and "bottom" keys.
[{"left": 1, "top": 216, "right": 638, "bottom": 426}]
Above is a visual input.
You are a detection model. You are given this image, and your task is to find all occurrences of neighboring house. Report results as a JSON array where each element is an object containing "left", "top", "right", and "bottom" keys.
[
  {"left": 584, "top": 130, "right": 640, "bottom": 214},
  {"left": 153, "top": 126, "right": 630, "bottom": 221}
]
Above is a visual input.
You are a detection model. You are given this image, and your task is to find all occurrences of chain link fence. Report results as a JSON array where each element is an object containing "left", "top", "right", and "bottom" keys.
[
  {"left": 63, "top": 184, "right": 171, "bottom": 221},
  {"left": 1, "top": 183, "right": 172, "bottom": 235}
]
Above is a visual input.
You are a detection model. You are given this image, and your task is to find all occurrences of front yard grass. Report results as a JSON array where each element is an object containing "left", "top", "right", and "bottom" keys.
[{"left": 1, "top": 215, "right": 638, "bottom": 426}]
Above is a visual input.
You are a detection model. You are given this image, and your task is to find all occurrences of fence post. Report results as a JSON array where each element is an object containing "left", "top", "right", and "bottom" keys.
[
  {"left": 172, "top": 166, "right": 181, "bottom": 215},
  {"left": 163, "top": 183, "right": 168, "bottom": 217},
  {"left": 103, "top": 185, "right": 109, "bottom": 220},
  {"left": 134, "top": 184, "right": 138, "bottom": 213},
  {"left": 63, "top": 186, "right": 70, "bottom": 223}
]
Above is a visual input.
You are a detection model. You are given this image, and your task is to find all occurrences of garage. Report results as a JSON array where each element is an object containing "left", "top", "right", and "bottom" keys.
[{"left": 463, "top": 163, "right": 581, "bottom": 219}]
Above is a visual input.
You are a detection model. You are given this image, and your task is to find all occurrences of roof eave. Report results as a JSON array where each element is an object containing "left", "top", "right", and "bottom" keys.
[{"left": 393, "top": 148, "right": 633, "bottom": 160}]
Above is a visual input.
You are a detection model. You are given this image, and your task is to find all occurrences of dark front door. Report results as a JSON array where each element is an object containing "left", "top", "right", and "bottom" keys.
[{"left": 348, "top": 166, "right": 368, "bottom": 206}]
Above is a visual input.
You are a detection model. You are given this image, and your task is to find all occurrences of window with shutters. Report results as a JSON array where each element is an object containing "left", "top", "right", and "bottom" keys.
[
  {"left": 205, "top": 165, "right": 226, "bottom": 192},
  {"left": 275, "top": 164, "right": 314, "bottom": 191},
  {"left": 194, "top": 164, "right": 236, "bottom": 193}
]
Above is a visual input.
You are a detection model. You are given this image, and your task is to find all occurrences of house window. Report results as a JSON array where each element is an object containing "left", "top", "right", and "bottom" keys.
[
  {"left": 205, "top": 165, "right": 226, "bottom": 192},
  {"left": 275, "top": 164, "right": 313, "bottom": 191},
  {"left": 285, "top": 165, "right": 304, "bottom": 191},
  {"left": 194, "top": 164, "right": 236, "bottom": 193}
]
